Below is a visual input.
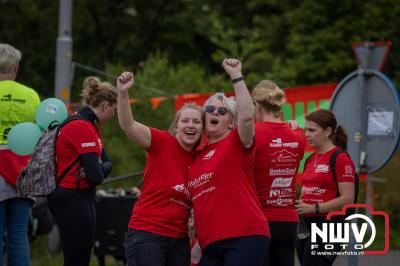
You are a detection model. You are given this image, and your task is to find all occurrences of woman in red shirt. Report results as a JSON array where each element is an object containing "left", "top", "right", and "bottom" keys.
[
  {"left": 295, "top": 109, "right": 355, "bottom": 266},
  {"left": 117, "top": 72, "right": 204, "bottom": 266},
  {"left": 252, "top": 80, "right": 307, "bottom": 266},
  {"left": 47, "top": 76, "right": 117, "bottom": 266},
  {"left": 188, "top": 59, "right": 270, "bottom": 266}
]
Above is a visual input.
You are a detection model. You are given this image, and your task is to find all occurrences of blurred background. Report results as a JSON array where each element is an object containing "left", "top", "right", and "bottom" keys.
[{"left": 1, "top": 0, "right": 399, "bottom": 265}]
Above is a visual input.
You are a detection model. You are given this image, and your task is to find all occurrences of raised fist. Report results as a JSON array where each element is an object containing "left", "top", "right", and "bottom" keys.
[
  {"left": 222, "top": 58, "right": 243, "bottom": 79},
  {"left": 117, "top": 71, "right": 134, "bottom": 92}
]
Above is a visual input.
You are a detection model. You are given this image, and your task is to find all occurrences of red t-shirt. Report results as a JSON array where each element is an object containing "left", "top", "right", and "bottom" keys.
[
  {"left": 188, "top": 129, "right": 269, "bottom": 249},
  {"left": 128, "top": 128, "right": 193, "bottom": 238},
  {"left": 254, "top": 122, "right": 307, "bottom": 222},
  {"left": 56, "top": 120, "right": 103, "bottom": 189},
  {"left": 301, "top": 147, "right": 355, "bottom": 217},
  {"left": 0, "top": 149, "right": 30, "bottom": 187}
]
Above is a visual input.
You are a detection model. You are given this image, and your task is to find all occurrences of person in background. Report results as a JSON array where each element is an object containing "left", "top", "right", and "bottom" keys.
[
  {"left": 117, "top": 71, "right": 204, "bottom": 266},
  {"left": 188, "top": 58, "right": 270, "bottom": 266},
  {"left": 295, "top": 109, "right": 355, "bottom": 266},
  {"left": 0, "top": 43, "right": 40, "bottom": 266},
  {"left": 252, "top": 80, "right": 307, "bottom": 266},
  {"left": 47, "top": 76, "right": 116, "bottom": 266}
]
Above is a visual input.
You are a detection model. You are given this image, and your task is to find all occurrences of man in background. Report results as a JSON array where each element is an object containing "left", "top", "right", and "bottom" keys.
[{"left": 0, "top": 43, "right": 40, "bottom": 266}]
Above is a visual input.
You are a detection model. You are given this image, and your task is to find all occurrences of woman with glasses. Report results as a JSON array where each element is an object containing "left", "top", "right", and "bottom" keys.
[
  {"left": 117, "top": 71, "right": 204, "bottom": 266},
  {"left": 187, "top": 58, "right": 270, "bottom": 266},
  {"left": 252, "top": 80, "right": 307, "bottom": 266}
]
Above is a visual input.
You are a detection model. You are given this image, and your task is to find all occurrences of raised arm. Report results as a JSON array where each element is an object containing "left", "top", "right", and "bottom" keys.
[
  {"left": 117, "top": 71, "right": 151, "bottom": 148},
  {"left": 222, "top": 58, "right": 255, "bottom": 147}
]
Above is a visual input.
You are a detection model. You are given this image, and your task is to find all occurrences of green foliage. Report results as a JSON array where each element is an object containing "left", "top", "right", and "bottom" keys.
[
  {"left": 1, "top": 0, "right": 400, "bottom": 261},
  {"left": 90, "top": 51, "right": 238, "bottom": 185}
]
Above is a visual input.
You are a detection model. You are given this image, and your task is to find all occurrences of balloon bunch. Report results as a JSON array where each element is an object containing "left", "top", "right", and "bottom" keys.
[{"left": 8, "top": 98, "right": 68, "bottom": 155}]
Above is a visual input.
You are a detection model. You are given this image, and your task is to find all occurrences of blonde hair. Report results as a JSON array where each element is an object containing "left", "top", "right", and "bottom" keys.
[
  {"left": 168, "top": 102, "right": 204, "bottom": 135},
  {"left": 0, "top": 44, "right": 21, "bottom": 74},
  {"left": 252, "top": 80, "right": 286, "bottom": 118},
  {"left": 80, "top": 76, "right": 117, "bottom": 107},
  {"left": 204, "top": 92, "right": 237, "bottom": 127}
]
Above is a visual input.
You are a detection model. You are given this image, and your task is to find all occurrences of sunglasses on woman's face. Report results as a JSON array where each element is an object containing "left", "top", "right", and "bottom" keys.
[{"left": 205, "top": 105, "right": 228, "bottom": 115}]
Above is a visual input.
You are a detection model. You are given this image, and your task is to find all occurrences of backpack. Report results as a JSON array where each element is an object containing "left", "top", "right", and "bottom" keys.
[
  {"left": 303, "top": 149, "right": 360, "bottom": 212},
  {"left": 17, "top": 115, "right": 86, "bottom": 197}
]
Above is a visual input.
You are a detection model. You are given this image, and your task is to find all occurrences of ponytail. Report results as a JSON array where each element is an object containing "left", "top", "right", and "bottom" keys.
[{"left": 333, "top": 125, "right": 348, "bottom": 151}]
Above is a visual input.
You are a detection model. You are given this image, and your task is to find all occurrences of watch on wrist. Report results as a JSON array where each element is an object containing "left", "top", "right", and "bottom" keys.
[{"left": 232, "top": 76, "right": 244, "bottom": 83}]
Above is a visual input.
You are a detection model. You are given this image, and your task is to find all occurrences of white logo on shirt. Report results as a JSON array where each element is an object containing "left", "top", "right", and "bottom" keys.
[
  {"left": 172, "top": 184, "right": 185, "bottom": 191},
  {"left": 81, "top": 142, "right": 96, "bottom": 148},
  {"left": 171, "top": 184, "right": 191, "bottom": 199},
  {"left": 271, "top": 149, "right": 298, "bottom": 163},
  {"left": 270, "top": 188, "right": 293, "bottom": 197},
  {"left": 188, "top": 172, "right": 214, "bottom": 188},
  {"left": 269, "top": 168, "right": 296, "bottom": 176},
  {"left": 271, "top": 177, "right": 293, "bottom": 188},
  {"left": 269, "top": 138, "right": 298, "bottom": 148},
  {"left": 302, "top": 186, "right": 327, "bottom": 195},
  {"left": 202, "top": 150, "right": 216, "bottom": 160},
  {"left": 270, "top": 138, "right": 282, "bottom": 147},
  {"left": 266, "top": 198, "right": 293, "bottom": 206},
  {"left": 315, "top": 164, "right": 329, "bottom": 173}
]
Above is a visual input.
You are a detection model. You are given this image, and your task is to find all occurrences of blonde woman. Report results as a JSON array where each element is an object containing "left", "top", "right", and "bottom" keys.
[
  {"left": 117, "top": 72, "right": 204, "bottom": 266},
  {"left": 252, "top": 80, "right": 307, "bottom": 266},
  {"left": 48, "top": 76, "right": 117, "bottom": 266}
]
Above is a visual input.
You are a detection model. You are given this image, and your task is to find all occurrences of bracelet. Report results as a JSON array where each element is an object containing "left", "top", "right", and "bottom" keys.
[
  {"left": 232, "top": 76, "right": 244, "bottom": 83},
  {"left": 315, "top": 203, "right": 320, "bottom": 214}
]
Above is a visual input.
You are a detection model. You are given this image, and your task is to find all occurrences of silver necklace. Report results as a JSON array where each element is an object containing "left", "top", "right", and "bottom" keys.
[{"left": 313, "top": 153, "right": 326, "bottom": 168}]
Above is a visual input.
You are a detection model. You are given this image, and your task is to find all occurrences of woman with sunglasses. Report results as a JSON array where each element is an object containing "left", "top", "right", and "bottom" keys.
[
  {"left": 117, "top": 71, "right": 204, "bottom": 266},
  {"left": 252, "top": 80, "right": 307, "bottom": 266},
  {"left": 187, "top": 58, "right": 270, "bottom": 266}
]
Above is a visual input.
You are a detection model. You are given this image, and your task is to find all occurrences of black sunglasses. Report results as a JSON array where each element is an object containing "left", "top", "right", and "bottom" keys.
[{"left": 205, "top": 105, "right": 228, "bottom": 115}]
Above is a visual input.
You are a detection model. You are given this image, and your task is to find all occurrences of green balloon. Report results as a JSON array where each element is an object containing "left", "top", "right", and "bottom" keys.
[
  {"left": 8, "top": 122, "right": 42, "bottom": 156},
  {"left": 36, "top": 98, "right": 68, "bottom": 130}
]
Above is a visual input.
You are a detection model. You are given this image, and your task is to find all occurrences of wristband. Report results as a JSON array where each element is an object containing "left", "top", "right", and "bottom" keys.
[
  {"left": 315, "top": 203, "right": 320, "bottom": 214},
  {"left": 232, "top": 76, "right": 244, "bottom": 83}
]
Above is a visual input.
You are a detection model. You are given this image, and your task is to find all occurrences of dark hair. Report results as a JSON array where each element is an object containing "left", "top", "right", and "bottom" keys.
[
  {"left": 80, "top": 76, "right": 117, "bottom": 107},
  {"left": 305, "top": 109, "right": 348, "bottom": 150}
]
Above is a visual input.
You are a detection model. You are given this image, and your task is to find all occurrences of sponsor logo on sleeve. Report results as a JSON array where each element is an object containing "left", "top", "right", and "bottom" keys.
[
  {"left": 81, "top": 142, "right": 96, "bottom": 148},
  {"left": 343, "top": 165, "right": 353, "bottom": 177}
]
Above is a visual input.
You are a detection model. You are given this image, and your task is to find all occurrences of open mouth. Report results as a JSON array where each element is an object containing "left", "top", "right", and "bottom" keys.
[
  {"left": 184, "top": 129, "right": 197, "bottom": 136},
  {"left": 210, "top": 117, "right": 219, "bottom": 125}
]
